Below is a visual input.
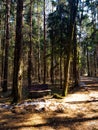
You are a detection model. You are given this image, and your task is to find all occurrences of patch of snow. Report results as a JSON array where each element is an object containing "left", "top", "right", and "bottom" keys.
[
  {"left": 0, "top": 90, "right": 98, "bottom": 112},
  {"left": 64, "top": 93, "right": 90, "bottom": 102},
  {"left": 89, "top": 92, "right": 98, "bottom": 99}
]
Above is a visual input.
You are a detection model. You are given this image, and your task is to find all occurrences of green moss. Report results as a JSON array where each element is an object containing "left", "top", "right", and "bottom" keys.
[{"left": 52, "top": 93, "right": 63, "bottom": 99}]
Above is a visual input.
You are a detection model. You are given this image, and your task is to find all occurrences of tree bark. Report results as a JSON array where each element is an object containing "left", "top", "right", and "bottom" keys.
[
  {"left": 87, "top": 45, "right": 90, "bottom": 76},
  {"left": 43, "top": 0, "right": 46, "bottom": 84},
  {"left": 37, "top": 0, "right": 41, "bottom": 82},
  {"left": 2, "top": 0, "right": 10, "bottom": 92},
  {"left": 12, "top": 0, "right": 23, "bottom": 103},
  {"left": 1, "top": 31, "right": 5, "bottom": 88},
  {"left": 60, "top": 49, "right": 62, "bottom": 88},
  {"left": 73, "top": 23, "right": 79, "bottom": 87},
  {"left": 62, "top": 46, "right": 71, "bottom": 96},
  {"left": 62, "top": 0, "right": 79, "bottom": 96},
  {"left": 50, "top": 39, "right": 54, "bottom": 84},
  {"left": 28, "top": 0, "right": 33, "bottom": 87},
  {"left": 94, "top": 51, "right": 97, "bottom": 77}
]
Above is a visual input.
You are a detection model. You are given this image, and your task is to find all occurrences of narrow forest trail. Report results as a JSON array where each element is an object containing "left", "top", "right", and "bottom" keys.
[{"left": 0, "top": 76, "right": 98, "bottom": 130}]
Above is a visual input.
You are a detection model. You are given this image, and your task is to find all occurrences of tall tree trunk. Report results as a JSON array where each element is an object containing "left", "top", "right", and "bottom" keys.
[
  {"left": 94, "top": 51, "right": 97, "bottom": 77},
  {"left": 1, "top": 20, "right": 6, "bottom": 87},
  {"left": 28, "top": 0, "right": 32, "bottom": 87},
  {"left": 43, "top": 0, "right": 46, "bottom": 84},
  {"left": 37, "top": 0, "right": 41, "bottom": 82},
  {"left": 62, "top": 0, "right": 79, "bottom": 96},
  {"left": 60, "top": 16, "right": 63, "bottom": 88},
  {"left": 2, "top": 0, "right": 10, "bottom": 92},
  {"left": 87, "top": 45, "right": 90, "bottom": 76},
  {"left": 73, "top": 23, "right": 79, "bottom": 87},
  {"left": 12, "top": 0, "right": 23, "bottom": 103},
  {"left": 54, "top": 55, "right": 57, "bottom": 84},
  {"left": 50, "top": 39, "right": 54, "bottom": 84},
  {"left": 50, "top": 1, "right": 55, "bottom": 84},
  {"left": 63, "top": 56, "right": 66, "bottom": 85},
  {"left": 38, "top": 42, "right": 41, "bottom": 82},
  {"left": 0, "top": 13, "right": 1, "bottom": 79},
  {"left": 1, "top": 31, "right": 5, "bottom": 88},
  {"left": 60, "top": 49, "right": 62, "bottom": 88},
  {"left": 62, "top": 46, "right": 71, "bottom": 96}
]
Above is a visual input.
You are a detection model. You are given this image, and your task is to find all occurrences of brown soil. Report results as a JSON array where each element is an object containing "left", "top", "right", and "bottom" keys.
[{"left": 0, "top": 76, "right": 98, "bottom": 130}]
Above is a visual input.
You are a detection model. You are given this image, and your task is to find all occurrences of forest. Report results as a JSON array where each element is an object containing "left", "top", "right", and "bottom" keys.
[{"left": 0, "top": 0, "right": 98, "bottom": 130}]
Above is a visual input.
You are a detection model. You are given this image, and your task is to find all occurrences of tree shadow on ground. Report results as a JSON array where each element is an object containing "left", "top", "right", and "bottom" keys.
[
  {"left": 33, "top": 115, "right": 98, "bottom": 129},
  {"left": 0, "top": 112, "right": 33, "bottom": 130},
  {"left": 0, "top": 114, "right": 98, "bottom": 130},
  {"left": 66, "top": 99, "right": 98, "bottom": 104},
  {"left": 69, "top": 84, "right": 98, "bottom": 94}
]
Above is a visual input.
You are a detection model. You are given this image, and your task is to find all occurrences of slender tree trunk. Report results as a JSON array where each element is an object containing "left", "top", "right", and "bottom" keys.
[
  {"left": 60, "top": 49, "right": 62, "bottom": 88},
  {"left": 94, "top": 51, "right": 97, "bottom": 77},
  {"left": 2, "top": 0, "right": 10, "bottom": 92},
  {"left": 28, "top": 0, "right": 32, "bottom": 87},
  {"left": 60, "top": 17, "right": 63, "bottom": 89},
  {"left": 43, "top": 0, "right": 46, "bottom": 84},
  {"left": 62, "top": 0, "right": 79, "bottom": 96},
  {"left": 90, "top": 0, "right": 96, "bottom": 76},
  {"left": 54, "top": 55, "right": 57, "bottom": 84},
  {"left": 50, "top": 1, "right": 55, "bottom": 84},
  {"left": 1, "top": 23, "right": 5, "bottom": 88},
  {"left": 50, "top": 39, "right": 54, "bottom": 84},
  {"left": 0, "top": 13, "right": 1, "bottom": 84},
  {"left": 12, "top": 0, "right": 23, "bottom": 103},
  {"left": 63, "top": 56, "right": 66, "bottom": 85},
  {"left": 38, "top": 43, "right": 41, "bottom": 82},
  {"left": 62, "top": 47, "right": 71, "bottom": 96},
  {"left": 87, "top": 45, "right": 90, "bottom": 76},
  {"left": 73, "top": 23, "right": 79, "bottom": 87},
  {"left": 37, "top": 0, "right": 41, "bottom": 82}
]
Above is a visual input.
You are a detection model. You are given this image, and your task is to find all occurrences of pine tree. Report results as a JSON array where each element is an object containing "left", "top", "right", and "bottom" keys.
[{"left": 12, "top": 0, "right": 23, "bottom": 103}]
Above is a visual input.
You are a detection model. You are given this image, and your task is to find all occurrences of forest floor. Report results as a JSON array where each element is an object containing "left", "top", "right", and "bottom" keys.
[{"left": 0, "top": 76, "right": 98, "bottom": 130}]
